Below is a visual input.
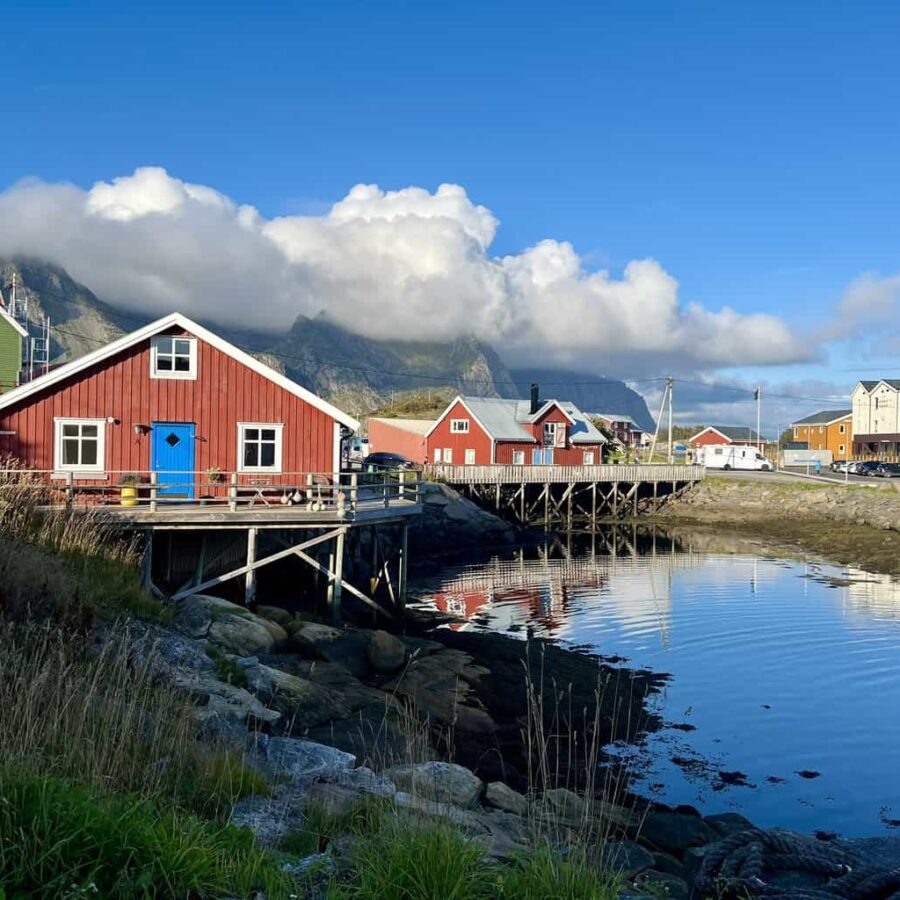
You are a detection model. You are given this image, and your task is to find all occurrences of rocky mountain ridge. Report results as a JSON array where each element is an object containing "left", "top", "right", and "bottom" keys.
[{"left": 0, "top": 257, "right": 653, "bottom": 427}]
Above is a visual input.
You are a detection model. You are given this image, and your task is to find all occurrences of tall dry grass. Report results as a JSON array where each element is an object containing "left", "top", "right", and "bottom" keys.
[{"left": 0, "top": 620, "right": 266, "bottom": 818}]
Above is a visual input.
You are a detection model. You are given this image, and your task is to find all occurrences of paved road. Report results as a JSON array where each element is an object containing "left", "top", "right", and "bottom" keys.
[{"left": 713, "top": 467, "right": 897, "bottom": 488}]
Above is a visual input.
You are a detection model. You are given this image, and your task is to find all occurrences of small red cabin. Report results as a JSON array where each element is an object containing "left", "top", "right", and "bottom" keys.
[
  {"left": 425, "top": 393, "right": 606, "bottom": 466},
  {"left": 0, "top": 312, "right": 358, "bottom": 496},
  {"left": 689, "top": 425, "right": 763, "bottom": 449}
]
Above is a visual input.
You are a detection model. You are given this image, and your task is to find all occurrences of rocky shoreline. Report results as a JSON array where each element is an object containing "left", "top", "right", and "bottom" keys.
[{"left": 98, "top": 581, "right": 900, "bottom": 898}]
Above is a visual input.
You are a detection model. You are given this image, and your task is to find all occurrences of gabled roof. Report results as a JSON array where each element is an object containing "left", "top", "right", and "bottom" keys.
[
  {"left": 593, "top": 412, "right": 640, "bottom": 428},
  {"left": 0, "top": 312, "right": 359, "bottom": 430},
  {"left": 0, "top": 307, "right": 28, "bottom": 339},
  {"left": 858, "top": 379, "right": 900, "bottom": 392},
  {"left": 690, "top": 425, "right": 762, "bottom": 443},
  {"left": 427, "top": 395, "right": 606, "bottom": 444},
  {"left": 790, "top": 409, "right": 852, "bottom": 427}
]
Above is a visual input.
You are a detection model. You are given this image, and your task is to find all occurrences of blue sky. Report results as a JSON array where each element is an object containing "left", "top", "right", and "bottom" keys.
[{"left": 2, "top": 1, "right": 900, "bottom": 424}]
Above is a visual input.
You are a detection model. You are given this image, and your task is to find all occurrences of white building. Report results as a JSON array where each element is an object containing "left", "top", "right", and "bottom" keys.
[{"left": 851, "top": 379, "right": 900, "bottom": 458}]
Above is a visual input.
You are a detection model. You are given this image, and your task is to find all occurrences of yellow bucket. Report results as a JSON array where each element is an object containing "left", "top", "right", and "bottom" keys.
[{"left": 121, "top": 485, "right": 139, "bottom": 507}]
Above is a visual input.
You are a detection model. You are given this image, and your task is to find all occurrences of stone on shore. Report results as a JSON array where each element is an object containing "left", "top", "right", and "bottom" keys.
[
  {"left": 173, "top": 594, "right": 286, "bottom": 656},
  {"left": 387, "top": 761, "right": 484, "bottom": 808},
  {"left": 256, "top": 736, "right": 356, "bottom": 783},
  {"left": 639, "top": 810, "right": 716, "bottom": 854},
  {"left": 230, "top": 791, "right": 306, "bottom": 847},
  {"left": 367, "top": 630, "right": 407, "bottom": 672},
  {"left": 600, "top": 840, "right": 655, "bottom": 878},
  {"left": 243, "top": 662, "right": 350, "bottom": 726},
  {"left": 484, "top": 781, "right": 529, "bottom": 817}
]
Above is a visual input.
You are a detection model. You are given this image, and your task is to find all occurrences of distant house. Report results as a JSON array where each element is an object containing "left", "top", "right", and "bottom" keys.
[
  {"left": 367, "top": 417, "right": 431, "bottom": 464},
  {"left": 790, "top": 409, "right": 852, "bottom": 461},
  {"left": 592, "top": 413, "right": 644, "bottom": 448},
  {"left": 0, "top": 312, "right": 358, "bottom": 494},
  {"left": 426, "top": 387, "right": 607, "bottom": 466},
  {"left": 0, "top": 304, "right": 27, "bottom": 394},
  {"left": 852, "top": 380, "right": 900, "bottom": 459},
  {"left": 689, "top": 425, "right": 763, "bottom": 448}
]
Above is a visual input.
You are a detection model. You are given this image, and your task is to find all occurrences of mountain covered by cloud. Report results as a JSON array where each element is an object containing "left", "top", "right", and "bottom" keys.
[{"left": 0, "top": 167, "right": 811, "bottom": 376}]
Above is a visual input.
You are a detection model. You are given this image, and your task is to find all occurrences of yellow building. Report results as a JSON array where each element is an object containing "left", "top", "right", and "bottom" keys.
[{"left": 791, "top": 409, "right": 852, "bottom": 460}]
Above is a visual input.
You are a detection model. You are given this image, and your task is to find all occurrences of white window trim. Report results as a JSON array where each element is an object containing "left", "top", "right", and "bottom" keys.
[
  {"left": 150, "top": 335, "right": 198, "bottom": 380},
  {"left": 54, "top": 417, "right": 106, "bottom": 473},
  {"left": 237, "top": 422, "right": 284, "bottom": 473},
  {"left": 433, "top": 448, "right": 442, "bottom": 463},
  {"left": 583, "top": 451, "right": 595, "bottom": 465},
  {"left": 450, "top": 419, "right": 470, "bottom": 433},
  {"left": 443, "top": 448, "right": 453, "bottom": 464},
  {"left": 512, "top": 450, "right": 525, "bottom": 465},
  {"left": 464, "top": 448, "right": 476, "bottom": 465}
]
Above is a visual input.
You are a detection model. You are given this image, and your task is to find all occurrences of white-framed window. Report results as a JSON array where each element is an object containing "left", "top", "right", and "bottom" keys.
[
  {"left": 839, "top": 424, "right": 846, "bottom": 434},
  {"left": 151, "top": 335, "right": 197, "bottom": 379},
  {"left": 839, "top": 444, "right": 845, "bottom": 454},
  {"left": 793, "top": 427, "right": 799, "bottom": 439},
  {"left": 450, "top": 419, "right": 469, "bottom": 434},
  {"left": 512, "top": 450, "right": 525, "bottom": 465},
  {"left": 543, "top": 422, "right": 557, "bottom": 445},
  {"left": 464, "top": 449, "right": 476, "bottom": 465},
  {"left": 583, "top": 451, "right": 595, "bottom": 465},
  {"left": 443, "top": 448, "right": 453, "bottom": 464},
  {"left": 238, "top": 423, "right": 283, "bottom": 472},
  {"left": 54, "top": 417, "right": 105, "bottom": 472},
  {"left": 433, "top": 447, "right": 442, "bottom": 463}
]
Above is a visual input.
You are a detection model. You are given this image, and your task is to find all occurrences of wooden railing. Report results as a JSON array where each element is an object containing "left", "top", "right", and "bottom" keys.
[
  {"left": 0, "top": 468, "right": 423, "bottom": 518},
  {"left": 426, "top": 463, "right": 706, "bottom": 484}
]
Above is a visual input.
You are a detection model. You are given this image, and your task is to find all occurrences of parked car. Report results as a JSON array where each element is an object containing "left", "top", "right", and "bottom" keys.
[
  {"left": 831, "top": 460, "right": 850, "bottom": 473},
  {"left": 364, "top": 451, "right": 417, "bottom": 472},
  {"left": 850, "top": 461, "right": 881, "bottom": 476},
  {"left": 874, "top": 462, "right": 900, "bottom": 478}
]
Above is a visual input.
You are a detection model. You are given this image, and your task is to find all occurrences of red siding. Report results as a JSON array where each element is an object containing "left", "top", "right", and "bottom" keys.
[
  {"left": 690, "top": 430, "right": 757, "bottom": 448},
  {"left": 0, "top": 326, "right": 339, "bottom": 480},
  {"left": 367, "top": 419, "right": 429, "bottom": 464},
  {"left": 425, "top": 399, "right": 493, "bottom": 464}
]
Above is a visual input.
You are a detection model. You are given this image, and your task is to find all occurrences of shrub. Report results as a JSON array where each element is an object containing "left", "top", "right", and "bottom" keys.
[
  {"left": 497, "top": 846, "right": 620, "bottom": 899},
  {"left": 0, "top": 771, "right": 293, "bottom": 899}
]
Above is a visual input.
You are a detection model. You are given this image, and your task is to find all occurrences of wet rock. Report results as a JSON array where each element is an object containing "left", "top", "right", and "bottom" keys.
[
  {"left": 640, "top": 811, "right": 715, "bottom": 854},
  {"left": 636, "top": 870, "right": 690, "bottom": 900},
  {"left": 367, "top": 630, "right": 407, "bottom": 673},
  {"left": 243, "top": 662, "right": 350, "bottom": 727},
  {"left": 485, "top": 781, "right": 529, "bottom": 817},
  {"left": 387, "top": 761, "right": 484, "bottom": 808},
  {"left": 601, "top": 840, "right": 655, "bottom": 878},
  {"left": 256, "top": 736, "right": 356, "bottom": 783},
  {"left": 594, "top": 800, "right": 641, "bottom": 832},
  {"left": 650, "top": 851, "right": 689, "bottom": 879},
  {"left": 704, "top": 811, "right": 754, "bottom": 837}
]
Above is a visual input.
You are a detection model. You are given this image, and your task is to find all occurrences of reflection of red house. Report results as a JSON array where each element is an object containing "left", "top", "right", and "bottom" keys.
[
  {"left": 426, "top": 387, "right": 607, "bottom": 466},
  {"left": 431, "top": 583, "right": 570, "bottom": 633}
]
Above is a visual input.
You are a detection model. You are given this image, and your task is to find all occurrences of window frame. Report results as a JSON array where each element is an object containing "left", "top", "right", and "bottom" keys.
[
  {"left": 443, "top": 448, "right": 453, "bottom": 464},
  {"left": 464, "top": 448, "right": 476, "bottom": 465},
  {"left": 512, "top": 450, "right": 525, "bottom": 465},
  {"left": 583, "top": 451, "right": 595, "bottom": 465},
  {"left": 150, "top": 335, "right": 198, "bottom": 380},
  {"left": 237, "top": 422, "right": 284, "bottom": 473},
  {"left": 450, "top": 419, "right": 470, "bottom": 434},
  {"left": 433, "top": 448, "right": 442, "bottom": 464},
  {"left": 54, "top": 417, "right": 106, "bottom": 473}
]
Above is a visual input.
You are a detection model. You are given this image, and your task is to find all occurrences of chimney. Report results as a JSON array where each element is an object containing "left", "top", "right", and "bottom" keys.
[{"left": 530, "top": 383, "right": 540, "bottom": 415}]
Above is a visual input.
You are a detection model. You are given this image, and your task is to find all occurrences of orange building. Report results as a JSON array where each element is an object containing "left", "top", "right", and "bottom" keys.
[{"left": 790, "top": 409, "right": 852, "bottom": 461}]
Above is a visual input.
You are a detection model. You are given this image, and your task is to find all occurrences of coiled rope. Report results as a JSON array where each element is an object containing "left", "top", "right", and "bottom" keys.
[{"left": 695, "top": 828, "right": 900, "bottom": 899}]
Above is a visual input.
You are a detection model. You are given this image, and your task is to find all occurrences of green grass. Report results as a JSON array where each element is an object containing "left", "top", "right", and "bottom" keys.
[
  {"left": 280, "top": 796, "right": 394, "bottom": 857},
  {"left": 0, "top": 771, "right": 293, "bottom": 900},
  {"left": 498, "top": 846, "right": 621, "bottom": 899}
]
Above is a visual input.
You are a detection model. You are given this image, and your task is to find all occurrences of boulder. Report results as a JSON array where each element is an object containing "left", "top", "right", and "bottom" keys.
[
  {"left": 484, "top": 781, "right": 529, "bottom": 817},
  {"left": 305, "top": 781, "right": 365, "bottom": 818},
  {"left": 261, "top": 656, "right": 391, "bottom": 712},
  {"left": 392, "top": 791, "right": 488, "bottom": 833},
  {"left": 169, "top": 669, "right": 280, "bottom": 727},
  {"left": 290, "top": 621, "right": 343, "bottom": 654},
  {"left": 636, "top": 871, "right": 690, "bottom": 900},
  {"left": 174, "top": 594, "right": 286, "bottom": 656},
  {"left": 542, "top": 787, "right": 587, "bottom": 824},
  {"left": 258, "top": 736, "right": 356, "bottom": 783},
  {"left": 387, "top": 761, "right": 483, "bottom": 808},
  {"left": 367, "top": 630, "right": 407, "bottom": 673},
  {"left": 703, "top": 811, "right": 754, "bottom": 837},
  {"left": 640, "top": 811, "right": 716, "bottom": 854},
  {"left": 255, "top": 605, "right": 294, "bottom": 627},
  {"left": 600, "top": 840, "right": 655, "bottom": 878},
  {"left": 243, "top": 662, "right": 350, "bottom": 727},
  {"left": 470, "top": 809, "right": 531, "bottom": 860},
  {"left": 326, "top": 766, "right": 397, "bottom": 798},
  {"left": 230, "top": 790, "right": 305, "bottom": 847}
]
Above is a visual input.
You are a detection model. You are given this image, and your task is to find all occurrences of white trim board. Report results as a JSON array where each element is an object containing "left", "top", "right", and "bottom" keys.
[
  {"left": 0, "top": 307, "right": 28, "bottom": 339},
  {"left": 0, "top": 312, "right": 360, "bottom": 431}
]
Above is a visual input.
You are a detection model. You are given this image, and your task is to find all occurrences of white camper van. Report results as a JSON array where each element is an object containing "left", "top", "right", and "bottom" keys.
[{"left": 696, "top": 444, "right": 772, "bottom": 471}]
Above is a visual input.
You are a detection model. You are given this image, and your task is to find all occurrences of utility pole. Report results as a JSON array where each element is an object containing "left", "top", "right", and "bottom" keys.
[
  {"left": 756, "top": 385, "right": 762, "bottom": 454},
  {"left": 667, "top": 376, "right": 674, "bottom": 463}
]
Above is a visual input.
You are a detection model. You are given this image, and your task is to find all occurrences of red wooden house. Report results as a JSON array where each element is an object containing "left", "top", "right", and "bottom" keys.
[
  {"left": 425, "top": 388, "right": 607, "bottom": 466},
  {"left": 0, "top": 312, "right": 358, "bottom": 497},
  {"left": 689, "top": 425, "right": 763, "bottom": 449}
]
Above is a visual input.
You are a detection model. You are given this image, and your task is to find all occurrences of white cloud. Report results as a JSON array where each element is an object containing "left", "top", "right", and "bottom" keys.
[{"left": 0, "top": 166, "right": 811, "bottom": 373}]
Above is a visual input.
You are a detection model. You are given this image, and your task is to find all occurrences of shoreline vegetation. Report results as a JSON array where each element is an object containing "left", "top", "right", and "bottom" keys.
[{"left": 655, "top": 475, "right": 900, "bottom": 577}]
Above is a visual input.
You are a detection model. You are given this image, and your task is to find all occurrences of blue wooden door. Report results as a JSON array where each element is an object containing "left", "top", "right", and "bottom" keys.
[{"left": 151, "top": 422, "right": 195, "bottom": 498}]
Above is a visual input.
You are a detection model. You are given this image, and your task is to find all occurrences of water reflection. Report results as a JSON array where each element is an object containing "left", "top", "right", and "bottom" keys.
[{"left": 410, "top": 528, "right": 900, "bottom": 837}]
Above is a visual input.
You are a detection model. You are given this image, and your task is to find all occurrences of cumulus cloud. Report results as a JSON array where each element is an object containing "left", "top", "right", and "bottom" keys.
[{"left": 0, "top": 166, "right": 811, "bottom": 374}]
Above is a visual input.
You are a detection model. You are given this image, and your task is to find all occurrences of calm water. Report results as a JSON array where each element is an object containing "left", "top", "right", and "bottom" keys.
[{"left": 410, "top": 530, "right": 900, "bottom": 837}]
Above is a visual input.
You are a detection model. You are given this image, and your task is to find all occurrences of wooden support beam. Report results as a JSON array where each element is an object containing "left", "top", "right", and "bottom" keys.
[
  {"left": 140, "top": 530, "right": 153, "bottom": 590},
  {"left": 329, "top": 529, "right": 345, "bottom": 624},
  {"left": 245, "top": 527, "right": 258, "bottom": 606},
  {"left": 398, "top": 519, "right": 408, "bottom": 613},
  {"left": 172, "top": 527, "right": 341, "bottom": 601}
]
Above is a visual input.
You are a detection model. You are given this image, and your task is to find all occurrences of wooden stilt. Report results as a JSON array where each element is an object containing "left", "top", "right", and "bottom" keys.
[
  {"left": 140, "top": 531, "right": 153, "bottom": 590},
  {"left": 398, "top": 520, "right": 408, "bottom": 614},
  {"left": 245, "top": 527, "right": 258, "bottom": 605},
  {"left": 329, "top": 529, "right": 345, "bottom": 624}
]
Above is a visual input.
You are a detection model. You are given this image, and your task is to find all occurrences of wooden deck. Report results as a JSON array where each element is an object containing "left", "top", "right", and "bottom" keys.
[{"left": 426, "top": 463, "right": 705, "bottom": 527}]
